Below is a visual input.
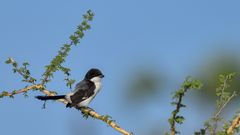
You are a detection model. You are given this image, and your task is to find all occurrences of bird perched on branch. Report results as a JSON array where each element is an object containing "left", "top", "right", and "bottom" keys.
[{"left": 35, "top": 68, "right": 104, "bottom": 109}]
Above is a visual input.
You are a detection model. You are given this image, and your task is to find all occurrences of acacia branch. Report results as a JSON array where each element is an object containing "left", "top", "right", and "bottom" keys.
[
  {"left": 0, "top": 84, "right": 43, "bottom": 98},
  {"left": 227, "top": 114, "right": 240, "bottom": 135},
  {"left": 79, "top": 109, "right": 132, "bottom": 135},
  {"left": 41, "top": 88, "right": 132, "bottom": 135},
  {"left": 1, "top": 84, "right": 133, "bottom": 135},
  {"left": 170, "top": 87, "right": 188, "bottom": 135},
  {"left": 169, "top": 78, "right": 202, "bottom": 135}
]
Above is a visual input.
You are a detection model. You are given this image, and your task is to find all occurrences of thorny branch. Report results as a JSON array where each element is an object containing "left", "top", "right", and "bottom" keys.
[
  {"left": 170, "top": 88, "right": 187, "bottom": 135},
  {"left": 169, "top": 78, "right": 202, "bottom": 135},
  {"left": 0, "top": 84, "right": 43, "bottom": 98},
  {"left": 1, "top": 84, "right": 133, "bottom": 135}
]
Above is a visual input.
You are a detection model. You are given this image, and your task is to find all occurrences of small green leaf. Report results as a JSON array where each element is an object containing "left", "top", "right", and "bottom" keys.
[
  {"left": 22, "top": 62, "right": 29, "bottom": 66},
  {"left": 2, "top": 91, "right": 9, "bottom": 96},
  {"left": 5, "top": 57, "right": 15, "bottom": 64},
  {"left": 12, "top": 90, "right": 17, "bottom": 94},
  {"left": 175, "top": 116, "right": 185, "bottom": 124},
  {"left": 12, "top": 62, "right": 18, "bottom": 67},
  {"left": 168, "top": 118, "right": 174, "bottom": 125},
  {"left": 81, "top": 20, "right": 87, "bottom": 26}
]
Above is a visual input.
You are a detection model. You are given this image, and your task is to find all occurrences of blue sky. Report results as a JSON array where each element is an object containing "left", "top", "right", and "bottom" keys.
[{"left": 1, "top": 0, "right": 240, "bottom": 135}]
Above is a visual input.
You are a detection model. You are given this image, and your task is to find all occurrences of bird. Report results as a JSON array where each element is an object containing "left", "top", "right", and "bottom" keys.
[{"left": 35, "top": 68, "right": 104, "bottom": 109}]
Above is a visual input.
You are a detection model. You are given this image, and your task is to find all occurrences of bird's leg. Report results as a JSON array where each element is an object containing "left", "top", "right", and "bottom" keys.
[{"left": 76, "top": 106, "right": 95, "bottom": 118}]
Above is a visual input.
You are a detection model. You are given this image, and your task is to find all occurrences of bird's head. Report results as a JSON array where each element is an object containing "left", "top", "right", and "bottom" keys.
[{"left": 85, "top": 68, "right": 104, "bottom": 82}]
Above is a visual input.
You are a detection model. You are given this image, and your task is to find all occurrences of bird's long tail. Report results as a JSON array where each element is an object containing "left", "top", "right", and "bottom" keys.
[{"left": 35, "top": 95, "right": 65, "bottom": 100}]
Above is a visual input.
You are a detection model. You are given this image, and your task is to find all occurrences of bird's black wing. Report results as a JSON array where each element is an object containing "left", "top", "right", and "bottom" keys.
[{"left": 69, "top": 80, "right": 95, "bottom": 107}]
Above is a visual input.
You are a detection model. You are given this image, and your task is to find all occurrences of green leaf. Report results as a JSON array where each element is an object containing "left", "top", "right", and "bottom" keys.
[
  {"left": 12, "top": 90, "right": 17, "bottom": 94},
  {"left": 175, "top": 116, "right": 185, "bottom": 124},
  {"left": 12, "top": 62, "right": 18, "bottom": 67},
  {"left": 5, "top": 57, "right": 15, "bottom": 64},
  {"left": 75, "top": 31, "right": 84, "bottom": 38},
  {"left": 168, "top": 118, "right": 174, "bottom": 125},
  {"left": 81, "top": 20, "right": 87, "bottom": 26},
  {"left": 22, "top": 62, "right": 29, "bottom": 66},
  {"left": 2, "top": 91, "right": 9, "bottom": 96}
]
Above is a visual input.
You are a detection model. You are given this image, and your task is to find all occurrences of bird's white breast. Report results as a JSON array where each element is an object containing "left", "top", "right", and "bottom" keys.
[{"left": 78, "top": 77, "right": 102, "bottom": 107}]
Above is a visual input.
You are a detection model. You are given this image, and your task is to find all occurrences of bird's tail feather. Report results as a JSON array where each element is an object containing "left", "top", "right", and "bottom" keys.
[{"left": 35, "top": 95, "right": 65, "bottom": 100}]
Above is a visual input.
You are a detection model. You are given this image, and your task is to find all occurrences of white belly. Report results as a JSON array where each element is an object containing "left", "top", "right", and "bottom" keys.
[
  {"left": 78, "top": 81, "right": 102, "bottom": 107},
  {"left": 78, "top": 96, "right": 94, "bottom": 107}
]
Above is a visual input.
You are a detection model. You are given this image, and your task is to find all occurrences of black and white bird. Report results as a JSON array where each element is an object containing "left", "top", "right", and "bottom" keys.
[{"left": 35, "top": 68, "right": 104, "bottom": 108}]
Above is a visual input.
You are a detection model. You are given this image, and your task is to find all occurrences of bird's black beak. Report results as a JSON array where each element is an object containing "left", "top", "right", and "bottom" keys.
[{"left": 100, "top": 74, "right": 105, "bottom": 78}]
